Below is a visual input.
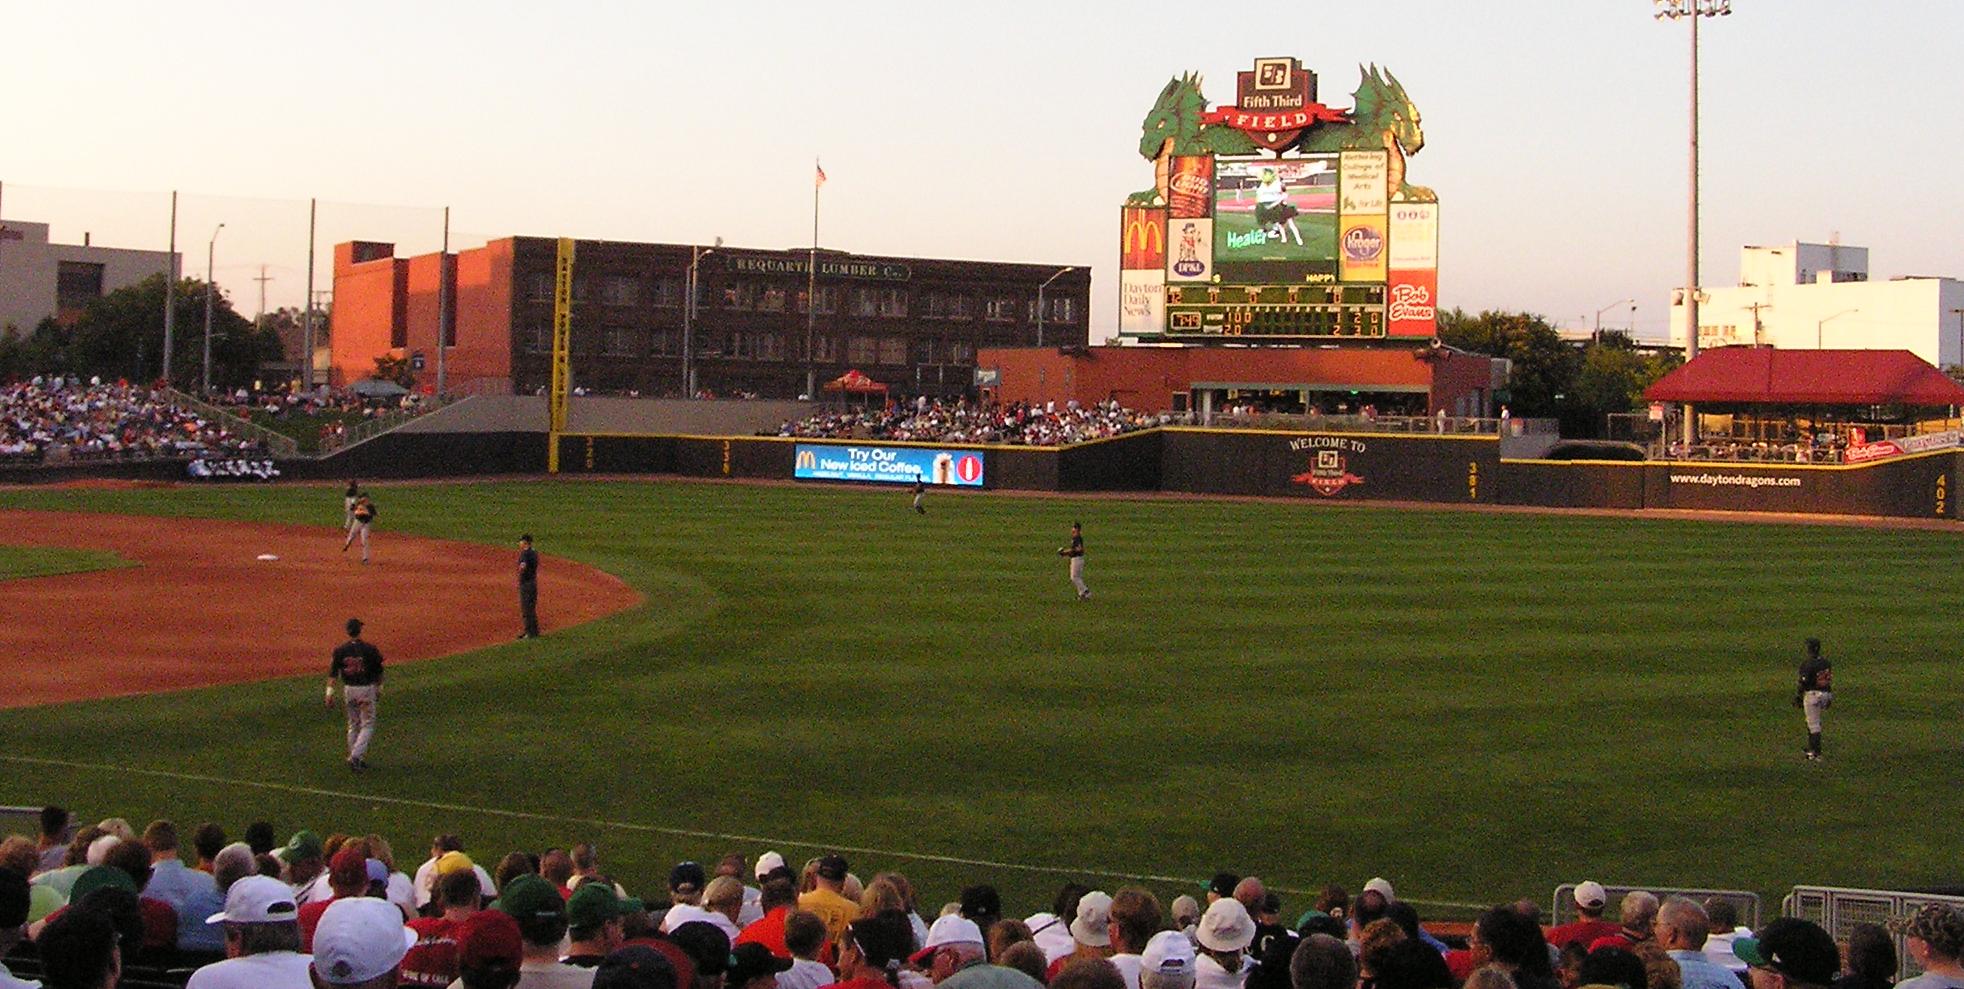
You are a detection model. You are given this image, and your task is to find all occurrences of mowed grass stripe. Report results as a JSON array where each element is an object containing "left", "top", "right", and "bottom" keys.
[{"left": 0, "top": 479, "right": 1958, "bottom": 916}]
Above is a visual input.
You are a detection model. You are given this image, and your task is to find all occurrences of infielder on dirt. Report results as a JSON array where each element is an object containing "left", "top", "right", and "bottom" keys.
[
  {"left": 342, "top": 493, "right": 376, "bottom": 564},
  {"left": 342, "top": 480, "right": 360, "bottom": 529},
  {"left": 326, "top": 617, "right": 385, "bottom": 770}
]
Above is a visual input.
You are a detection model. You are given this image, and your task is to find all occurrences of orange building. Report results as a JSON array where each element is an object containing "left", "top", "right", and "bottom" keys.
[{"left": 977, "top": 343, "right": 1501, "bottom": 418}]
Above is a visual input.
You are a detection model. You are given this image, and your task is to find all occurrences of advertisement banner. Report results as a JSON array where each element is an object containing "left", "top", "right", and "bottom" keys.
[
  {"left": 186, "top": 458, "right": 281, "bottom": 481},
  {"left": 1120, "top": 207, "right": 1167, "bottom": 270},
  {"left": 1166, "top": 218, "right": 1214, "bottom": 282},
  {"left": 1120, "top": 269, "right": 1166, "bottom": 336},
  {"left": 1387, "top": 268, "right": 1438, "bottom": 338},
  {"left": 1844, "top": 430, "right": 1961, "bottom": 463},
  {"left": 1338, "top": 151, "right": 1389, "bottom": 215},
  {"left": 1167, "top": 157, "right": 1214, "bottom": 218},
  {"left": 793, "top": 444, "right": 984, "bottom": 486},
  {"left": 1337, "top": 215, "right": 1388, "bottom": 283},
  {"left": 1212, "top": 156, "right": 1337, "bottom": 266},
  {"left": 1388, "top": 202, "right": 1439, "bottom": 270}
]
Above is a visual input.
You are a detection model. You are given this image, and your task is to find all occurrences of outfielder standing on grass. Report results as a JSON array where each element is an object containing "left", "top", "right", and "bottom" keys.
[
  {"left": 1059, "top": 521, "right": 1088, "bottom": 601},
  {"left": 912, "top": 476, "right": 927, "bottom": 515},
  {"left": 1796, "top": 637, "right": 1833, "bottom": 761},
  {"left": 342, "top": 493, "right": 376, "bottom": 564},
  {"left": 327, "top": 618, "right": 385, "bottom": 770}
]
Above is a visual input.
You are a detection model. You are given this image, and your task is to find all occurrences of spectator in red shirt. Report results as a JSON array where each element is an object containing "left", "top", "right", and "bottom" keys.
[
  {"left": 402, "top": 869, "right": 482, "bottom": 988},
  {"left": 301, "top": 848, "right": 373, "bottom": 952},
  {"left": 1546, "top": 883, "right": 1620, "bottom": 950},
  {"left": 735, "top": 879, "right": 799, "bottom": 958},
  {"left": 1588, "top": 892, "right": 1660, "bottom": 954}
]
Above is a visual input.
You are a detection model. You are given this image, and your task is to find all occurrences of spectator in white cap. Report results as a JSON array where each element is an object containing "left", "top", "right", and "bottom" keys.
[
  {"left": 1141, "top": 931, "right": 1197, "bottom": 989},
  {"left": 188, "top": 875, "right": 311, "bottom": 989},
  {"left": 1194, "top": 899, "right": 1255, "bottom": 989},
  {"left": 1046, "top": 892, "right": 1114, "bottom": 980},
  {"left": 917, "top": 913, "right": 1041, "bottom": 989},
  {"left": 309, "top": 897, "right": 415, "bottom": 989},
  {"left": 1544, "top": 883, "right": 1618, "bottom": 949}
]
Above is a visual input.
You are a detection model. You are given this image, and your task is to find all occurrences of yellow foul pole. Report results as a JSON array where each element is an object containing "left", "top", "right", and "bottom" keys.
[{"left": 547, "top": 237, "right": 575, "bottom": 473}]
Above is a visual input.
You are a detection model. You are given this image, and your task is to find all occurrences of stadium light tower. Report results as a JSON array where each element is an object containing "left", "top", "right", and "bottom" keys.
[
  {"left": 1655, "top": 0, "right": 1731, "bottom": 444},
  {"left": 202, "top": 222, "right": 225, "bottom": 395},
  {"left": 1035, "top": 267, "right": 1075, "bottom": 348}
]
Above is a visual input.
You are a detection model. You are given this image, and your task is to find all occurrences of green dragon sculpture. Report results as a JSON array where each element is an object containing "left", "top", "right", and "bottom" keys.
[
  {"left": 1128, "top": 73, "right": 1257, "bottom": 206},
  {"left": 1127, "top": 65, "right": 1435, "bottom": 205},
  {"left": 1298, "top": 65, "right": 1434, "bottom": 202}
]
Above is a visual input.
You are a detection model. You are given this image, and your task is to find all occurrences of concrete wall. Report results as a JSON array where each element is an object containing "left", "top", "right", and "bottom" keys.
[
  {"left": 0, "top": 219, "right": 177, "bottom": 332},
  {"left": 396, "top": 395, "right": 817, "bottom": 437}
]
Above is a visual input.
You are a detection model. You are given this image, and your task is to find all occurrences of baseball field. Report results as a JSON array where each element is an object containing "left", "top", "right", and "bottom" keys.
[{"left": 0, "top": 477, "right": 1958, "bottom": 918}]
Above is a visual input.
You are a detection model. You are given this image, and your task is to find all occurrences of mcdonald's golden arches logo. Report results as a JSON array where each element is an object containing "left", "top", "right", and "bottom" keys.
[
  {"left": 795, "top": 449, "right": 818, "bottom": 470},
  {"left": 1120, "top": 207, "right": 1167, "bottom": 271}
]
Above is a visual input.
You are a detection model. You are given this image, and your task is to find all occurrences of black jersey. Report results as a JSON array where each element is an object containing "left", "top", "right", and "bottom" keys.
[
  {"left": 518, "top": 547, "right": 539, "bottom": 584},
  {"left": 1798, "top": 656, "right": 1832, "bottom": 692},
  {"left": 330, "top": 640, "right": 384, "bottom": 686},
  {"left": 1065, "top": 533, "right": 1084, "bottom": 558}
]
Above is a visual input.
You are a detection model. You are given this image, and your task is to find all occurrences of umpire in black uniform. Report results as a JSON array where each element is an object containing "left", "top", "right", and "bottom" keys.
[{"left": 517, "top": 534, "right": 541, "bottom": 639}]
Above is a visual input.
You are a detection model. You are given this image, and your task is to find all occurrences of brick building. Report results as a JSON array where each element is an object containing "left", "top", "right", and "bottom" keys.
[{"left": 331, "top": 236, "right": 1090, "bottom": 399}]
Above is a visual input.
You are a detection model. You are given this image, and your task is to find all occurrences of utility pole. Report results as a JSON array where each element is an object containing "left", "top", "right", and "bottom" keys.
[
  {"left": 254, "top": 265, "right": 273, "bottom": 329},
  {"left": 1744, "top": 301, "right": 1771, "bottom": 346},
  {"left": 163, "top": 191, "right": 177, "bottom": 384}
]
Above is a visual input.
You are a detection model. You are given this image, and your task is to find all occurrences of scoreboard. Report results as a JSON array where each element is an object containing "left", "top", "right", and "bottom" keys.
[{"left": 1164, "top": 283, "right": 1385, "bottom": 338}]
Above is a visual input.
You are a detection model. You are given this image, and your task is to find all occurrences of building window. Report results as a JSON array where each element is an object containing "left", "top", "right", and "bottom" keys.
[
  {"left": 528, "top": 272, "right": 553, "bottom": 302},
  {"left": 948, "top": 294, "right": 972, "bottom": 320},
  {"left": 849, "top": 286, "right": 879, "bottom": 317},
  {"left": 848, "top": 335, "right": 878, "bottom": 365},
  {"left": 730, "top": 331, "right": 785, "bottom": 361},
  {"left": 796, "top": 286, "right": 841, "bottom": 315},
  {"left": 914, "top": 338, "right": 937, "bottom": 364},
  {"left": 877, "top": 287, "right": 908, "bottom": 317},
  {"left": 56, "top": 262, "right": 105, "bottom": 310},
  {"left": 1046, "top": 296, "right": 1078, "bottom": 322},
  {"left": 525, "top": 317, "right": 551, "bottom": 353},
  {"left": 651, "top": 277, "right": 682, "bottom": 307},
  {"left": 947, "top": 340, "right": 974, "bottom": 363},
  {"left": 602, "top": 325, "right": 635, "bottom": 356},
  {"left": 602, "top": 277, "right": 639, "bottom": 307},
  {"left": 985, "top": 296, "right": 1017, "bottom": 321},
  {"left": 724, "top": 281, "right": 764, "bottom": 309},
  {"left": 760, "top": 286, "right": 787, "bottom": 312},
  {"left": 572, "top": 278, "right": 591, "bottom": 302},
  {"left": 878, "top": 337, "right": 907, "bottom": 365},
  {"left": 652, "top": 329, "right": 678, "bottom": 355},
  {"left": 813, "top": 335, "right": 839, "bottom": 363}
]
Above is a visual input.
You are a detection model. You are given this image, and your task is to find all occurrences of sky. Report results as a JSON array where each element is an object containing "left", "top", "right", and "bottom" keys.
[{"left": 4, "top": 0, "right": 1961, "bottom": 344}]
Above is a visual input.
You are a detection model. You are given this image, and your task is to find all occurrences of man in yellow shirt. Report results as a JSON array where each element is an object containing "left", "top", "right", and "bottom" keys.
[{"left": 796, "top": 855, "right": 859, "bottom": 951}]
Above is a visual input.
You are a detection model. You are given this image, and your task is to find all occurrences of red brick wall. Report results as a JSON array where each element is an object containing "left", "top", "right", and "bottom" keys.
[{"left": 331, "top": 239, "right": 517, "bottom": 392}]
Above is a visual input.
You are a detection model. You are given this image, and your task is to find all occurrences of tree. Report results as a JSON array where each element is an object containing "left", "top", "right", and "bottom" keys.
[
  {"left": 1436, "top": 308, "right": 1582, "bottom": 417},
  {"left": 49, "top": 273, "right": 283, "bottom": 390},
  {"left": 1575, "top": 342, "right": 1681, "bottom": 417},
  {"left": 372, "top": 354, "right": 417, "bottom": 388}
]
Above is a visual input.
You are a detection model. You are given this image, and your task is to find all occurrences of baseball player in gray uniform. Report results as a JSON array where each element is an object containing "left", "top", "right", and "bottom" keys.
[{"left": 1058, "top": 521, "right": 1088, "bottom": 601}]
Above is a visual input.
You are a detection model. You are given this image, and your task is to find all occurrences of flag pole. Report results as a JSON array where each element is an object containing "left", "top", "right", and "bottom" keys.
[{"left": 807, "top": 158, "right": 821, "bottom": 400}]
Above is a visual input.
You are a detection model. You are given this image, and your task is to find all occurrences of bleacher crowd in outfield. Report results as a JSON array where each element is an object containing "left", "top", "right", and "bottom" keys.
[
  {"left": 0, "top": 379, "right": 269, "bottom": 463},
  {"left": 773, "top": 400, "right": 1166, "bottom": 446},
  {"left": 5, "top": 807, "right": 1961, "bottom": 989}
]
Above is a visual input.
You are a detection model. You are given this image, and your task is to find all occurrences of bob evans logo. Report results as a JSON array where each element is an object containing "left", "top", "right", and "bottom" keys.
[
  {"left": 1388, "top": 282, "right": 1434, "bottom": 321},
  {"left": 1341, "top": 225, "right": 1384, "bottom": 262}
]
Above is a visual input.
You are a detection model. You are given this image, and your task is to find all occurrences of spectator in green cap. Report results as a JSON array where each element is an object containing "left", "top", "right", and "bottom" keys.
[
  {"left": 492, "top": 875, "right": 591, "bottom": 989},
  {"left": 281, "top": 832, "right": 327, "bottom": 906},
  {"left": 562, "top": 884, "right": 625, "bottom": 967}
]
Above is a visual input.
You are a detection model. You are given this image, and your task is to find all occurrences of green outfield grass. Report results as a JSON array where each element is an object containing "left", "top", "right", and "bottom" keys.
[
  {"left": 0, "top": 479, "right": 1958, "bottom": 918},
  {"left": 0, "top": 545, "right": 132, "bottom": 581}
]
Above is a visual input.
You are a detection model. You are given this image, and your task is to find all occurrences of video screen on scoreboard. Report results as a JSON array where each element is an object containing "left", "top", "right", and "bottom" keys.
[{"left": 1212, "top": 155, "right": 1338, "bottom": 271}]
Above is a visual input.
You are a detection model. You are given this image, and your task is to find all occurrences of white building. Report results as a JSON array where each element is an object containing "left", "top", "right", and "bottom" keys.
[
  {"left": 1668, "top": 241, "right": 1964, "bottom": 368},
  {"left": 0, "top": 219, "right": 178, "bottom": 334}
]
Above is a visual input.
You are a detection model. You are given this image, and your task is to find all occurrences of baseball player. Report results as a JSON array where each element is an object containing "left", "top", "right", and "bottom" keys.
[
  {"left": 911, "top": 476, "right": 927, "bottom": 515},
  {"left": 342, "top": 479, "right": 360, "bottom": 530},
  {"left": 1795, "top": 637, "right": 1834, "bottom": 760},
  {"left": 326, "top": 618, "right": 385, "bottom": 770},
  {"left": 516, "top": 533, "right": 540, "bottom": 639},
  {"left": 1058, "top": 521, "right": 1088, "bottom": 601},
  {"left": 342, "top": 493, "right": 376, "bottom": 564}
]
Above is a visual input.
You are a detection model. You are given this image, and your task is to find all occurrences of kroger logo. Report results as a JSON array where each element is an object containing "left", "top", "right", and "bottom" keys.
[{"left": 1341, "top": 226, "right": 1384, "bottom": 262}]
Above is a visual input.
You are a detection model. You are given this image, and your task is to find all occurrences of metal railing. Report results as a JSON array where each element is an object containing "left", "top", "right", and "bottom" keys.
[
  {"left": 1550, "top": 883, "right": 1762, "bottom": 930},
  {"left": 1784, "top": 886, "right": 1964, "bottom": 982},
  {"left": 322, "top": 400, "right": 448, "bottom": 452},
  {"left": 1201, "top": 413, "right": 1530, "bottom": 435},
  {"left": 162, "top": 389, "right": 301, "bottom": 457}
]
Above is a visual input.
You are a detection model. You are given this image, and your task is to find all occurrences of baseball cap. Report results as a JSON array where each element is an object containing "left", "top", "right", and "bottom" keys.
[
  {"left": 285, "top": 830, "right": 324, "bottom": 862},
  {"left": 726, "top": 942, "right": 795, "bottom": 986},
  {"left": 493, "top": 874, "right": 566, "bottom": 922},
  {"left": 207, "top": 875, "right": 300, "bottom": 925},
  {"left": 454, "top": 909, "right": 524, "bottom": 971},
  {"left": 1207, "top": 873, "right": 1240, "bottom": 898},
  {"left": 1363, "top": 878, "right": 1396, "bottom": 903},
  {"left": 346, "top": 618, "right": 364, "bottom": 636},
  {"left": 1888, "top": 904, "right": 1964, "bottom": 959},
  {"left": 70, "top": 865, "right": 137, "bottom": 903},
  {"left": 1142, "top": 930, "right": 1196, "bottom": 977},
  {"left": 434, "top": 851, "right": 476, "bottom": 877},
  {"left": 365, "top": 859, "right": 389, "bottom": 885},
  {"left": 815, "top": 855, "right": 848, "bottom": 882},
  {"left": 668, "top": 921, "right": 732, "bottom": 976},
  {"left": 311, "top": 897, "right": 416, "bottom": 985},
  {"left": 1575, "top": 882, "right": 1608, "bottom": 910},
  {"left": 912, "top": 914, "right": 986, "bottom": 965},
  {"left": 1733, "top": 918, "right": 1839, "bottom": 986},
  {"left": 754, "top": 851, "right": 787, "bottom": 880},
  {"left": 669, "top": 860, "right": 707, "bottom": 894},
  {"left": 1197, "top": 898, "right": 1256, "bottom": 953},
  {"left": 329, "top": 847, "right": 368, "bottom": 888},
  {"left": 1070, "top": 892, "right": 1114, "bottom": 947},
  {"left": 567, "top": 882, "right": 623, "bottom": 929},
  {"left": 595, "top": 945, "right": 679, "bottom": 989}
]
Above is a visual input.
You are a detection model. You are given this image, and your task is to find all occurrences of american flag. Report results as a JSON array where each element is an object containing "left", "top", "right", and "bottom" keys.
[{"left": 815, "top": 161, "right": 827, "bottom": 188}]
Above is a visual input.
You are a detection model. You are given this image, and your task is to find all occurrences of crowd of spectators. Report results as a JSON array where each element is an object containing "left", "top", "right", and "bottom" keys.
[
  {"left": 206, "top": 385, "right": 435, "bottom": 450},
  {"left": 6, "top": 806, "right": 1959, "bottom": 989},
  {"left": 774, "top": 400, "right": 1167, "bottom": 446},
  {"left": 0, "top": 377, "right": 269, "bottom": 464}
]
